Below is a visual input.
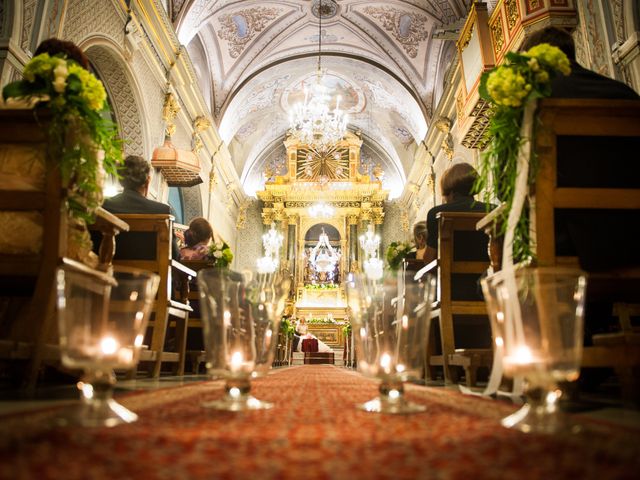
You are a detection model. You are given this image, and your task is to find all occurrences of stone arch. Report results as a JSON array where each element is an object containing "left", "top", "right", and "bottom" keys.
[{"left": 82, "top": 42, "right": 148, "bottom": 158}]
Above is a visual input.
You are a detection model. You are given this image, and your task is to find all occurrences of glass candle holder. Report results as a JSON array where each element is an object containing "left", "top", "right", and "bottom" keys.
[
  {"left": 56, "top": 266, "right": 159, "bottom": 427},
  {"left": 197, "top": 268, "right": 290, "bottom": 411},
  {"left": 481, "top": 266, "right": 586, "bottom": 433},
  {"left": 345, "top": 270, "right": 435, "bottom": 414}
]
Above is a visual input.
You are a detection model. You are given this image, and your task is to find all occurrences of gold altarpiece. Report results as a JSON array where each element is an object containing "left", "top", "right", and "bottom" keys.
[{"left": 256, "top": 132, "right": 388, "bottom": 323}]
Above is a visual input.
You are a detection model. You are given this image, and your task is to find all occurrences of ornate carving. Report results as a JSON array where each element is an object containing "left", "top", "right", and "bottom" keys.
[
  {"left": 192, "top": 115, "right": 210, "bottom": 154},
  {"left": 400, "top": 211, "right": 410, "bottom": 233},
  {"left": 491, "top": 18, "right": 504, "bottom": 56},
  {"left": 347, "top": 214, "right": 359, "bottom": 225},
  {"left": 461, "top": 99, "right": 492, "bottom": 150},
  {"left": 505, "top": 0, "right": 518, "bottom": 31},
  {"left": 162, "top": 92, "right": 180, "bottom": 137},
  {"left": 525, "top": 0, "right": 544, "bottom": 15},
  {"left": 459, "top": 23, "right": 474, "bottom": 50},
  {"left": 217, "top": 7, "right": 280, "bottom": 59},
  {"left": 434, "top": 117, "right": 454, "bottom": 160},
  {"left": 172, "top": 0, "right": 188, "bottom": 22},
  {"left": 236, "top": 202, "right": 248, "bottom": 230},
  {"left": 363, "top": 6, "right": 429, "bottom": 58},
  {"left": 21, "top": 0, "right": 37, "bottom": 51},
  {"left": 612, "top": 0, "right": 625, "bottom": 44}
]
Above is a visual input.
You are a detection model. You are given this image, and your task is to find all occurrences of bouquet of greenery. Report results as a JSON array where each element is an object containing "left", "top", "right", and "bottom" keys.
[
  {"left": 385, "top": 241, "right": 416, "bottom": 271},
  {"left": 2, "top": 53, "right": 121, "bottom": 223},
  {"left": 304, "top": 284, "right": 338, "bottom": 290},
  {"left": 280, "top": 318, "right": 295, "bottom": 339},
  {"left": 208, "top": 240, "right": 233, "bottom": 268},
  {"left": 475, "top": 43, "right": 571, "bottom": 262}
]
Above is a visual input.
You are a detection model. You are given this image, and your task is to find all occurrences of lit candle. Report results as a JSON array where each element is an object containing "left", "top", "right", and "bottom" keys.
[
  {"left": 380, "top": 352, "right": 392, "bottom": 374},
  {"left": 100, "top": 336, "right": 119, "bottom": 356},
  {"left": 230, "top": 351, "right": 244, "bottom": 373}
]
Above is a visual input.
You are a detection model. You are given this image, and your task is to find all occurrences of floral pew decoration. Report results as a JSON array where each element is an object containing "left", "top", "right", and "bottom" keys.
[
  {"left": 475, "top": 43, "right": 571, "bottom": 265},
  {"left": 208, "top": 239, "right": 234, "bottom": 268},
  {"left": 2, "top": 52, "right": 122, "bottom": 265},
  {"left": 385, "top": 241, "right": 416, "bottom": 271}
]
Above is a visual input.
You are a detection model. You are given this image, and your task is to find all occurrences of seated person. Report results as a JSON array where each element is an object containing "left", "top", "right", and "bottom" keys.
[
  {"left": 102, "top": 155, "right": 180, "bottom": 260},
  {"left": 423, "top": 163, "right": 494, "bottom": 265},
  {"left": 180, "top": 217, "right": 213, "bottom": 261},
  {"left": 406, "top": 221, "right": 427, "bottom": 261},
  {"left": 294, "top": 316, "right": 332, "bottom": 353}
]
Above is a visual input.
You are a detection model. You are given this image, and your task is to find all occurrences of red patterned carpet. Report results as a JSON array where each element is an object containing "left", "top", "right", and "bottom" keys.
[{"left": 1, "top": 366, "right": 639, "bottom": 480}]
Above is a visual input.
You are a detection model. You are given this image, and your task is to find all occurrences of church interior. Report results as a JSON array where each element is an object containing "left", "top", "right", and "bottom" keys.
[{"left": 0, "top": 0, "right": 639, "bottom": 478}]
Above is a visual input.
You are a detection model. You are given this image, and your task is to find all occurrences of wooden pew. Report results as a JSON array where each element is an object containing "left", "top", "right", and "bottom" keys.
[
  {"left": 530, "top": 98, "right": 640, "bottom": 403},
  {"left": 0, "top": 109, "right": 123, "bottom": 387},
  {"left": 415, "top": 211, "right": 492, "bottom": 386},
  {"left": 99, "top": 214, "right": 195, "bottom": 377}
]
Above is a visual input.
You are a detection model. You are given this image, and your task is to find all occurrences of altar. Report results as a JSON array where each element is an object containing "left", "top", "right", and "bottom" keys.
[{"left": 256, "top": 131, "right": 389, "bottom": 344}]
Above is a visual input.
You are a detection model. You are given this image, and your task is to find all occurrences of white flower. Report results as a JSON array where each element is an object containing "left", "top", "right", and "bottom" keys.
[
  {"left": 215, "top": 241, "right": 223, "bottom": 250},
  {"left": 213, "top": 250, "right": 223, "bottom": 258},
  {"left": 52, "top": 76, "right": 67, "bottom": 93},
  {"left": 54, "top": 63, "right": 68, "bottom": 79},
  {"left": 398, "top": 245, "right": 405, "bottom": 251}
]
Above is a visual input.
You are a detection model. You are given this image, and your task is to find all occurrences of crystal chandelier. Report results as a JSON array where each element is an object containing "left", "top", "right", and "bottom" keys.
[
  {"left": 288, "top": 0, "right": 348, "bottom": 147},
  {"left": 309, "top": 229, "right": 340, "bottom": 273},
  {"left": 359, "top": 224, "right": 383, "bottom": 280},
  {"left": 256, "top": 223, "right": 284, "bottom": 273}
]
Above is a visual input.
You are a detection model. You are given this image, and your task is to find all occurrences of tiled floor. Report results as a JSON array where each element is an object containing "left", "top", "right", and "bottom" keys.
[{"left": 1, "top": 367, "right": 639, "bottom": 428}]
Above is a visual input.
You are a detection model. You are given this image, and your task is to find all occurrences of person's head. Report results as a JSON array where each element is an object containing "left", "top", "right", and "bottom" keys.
[
  {"left": 520, "top": 27, "right": 576, "bottom": 61},
  {"left": 34, "top": 38, "right": 90, "bottom": 69},
  {"left": 413, "top": 221, "right": 427, "bottom": 248},
  {"left": 440, "top": 162, "right": 478, "bottom": 202},
  {"left": 119, "top": 155, "right": 151, "bottom": 194},
  {"left": 184, "top": 217, "right": 213, "bottom": 247}
]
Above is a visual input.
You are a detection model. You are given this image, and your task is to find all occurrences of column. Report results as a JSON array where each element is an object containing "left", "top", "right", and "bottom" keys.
[{"left": 348, "top": 214, "right": 359, "bottom": 272}]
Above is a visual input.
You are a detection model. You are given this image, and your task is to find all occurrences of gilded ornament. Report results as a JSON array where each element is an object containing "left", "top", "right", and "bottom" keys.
[
  {"left": 506, "top": 0, "right": 518, "bottom": 31},
  {"left": 193, "top": 115, "right": 211, "bottom": 132},
  {"left": 491, "top": 19, "right": 504, "bottom": 56}
]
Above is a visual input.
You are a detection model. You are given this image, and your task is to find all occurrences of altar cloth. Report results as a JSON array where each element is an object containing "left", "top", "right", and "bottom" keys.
[{"left": 1, "top": 366, "right": 638, "bottom": 480}]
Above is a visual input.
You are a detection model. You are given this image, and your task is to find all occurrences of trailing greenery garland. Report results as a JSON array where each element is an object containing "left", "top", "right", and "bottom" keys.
[
  {"left": 304, "top": 283, "right": 338, "bottom": 290},
  {"left": 2, "top": 53, "right": 122, "bottom": 224},
  {"left": 474, "top": 44, "right": 571, "bottom": 262}
]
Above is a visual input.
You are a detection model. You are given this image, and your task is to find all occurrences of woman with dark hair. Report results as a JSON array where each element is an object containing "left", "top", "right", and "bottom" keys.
[
  {"left": 180, "top": 217, "right": 213, "bottom": 261},
  {"left": 423, "top": 163, "right": 493, "bottom": 264},
  {"left": 34, "top": 38, "right": 90, "bottom": 69}
]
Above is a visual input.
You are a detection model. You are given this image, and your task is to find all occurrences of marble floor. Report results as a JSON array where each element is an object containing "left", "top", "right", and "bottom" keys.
[{"left": 1, "top": 367, "right": 639, "bottom": 429}]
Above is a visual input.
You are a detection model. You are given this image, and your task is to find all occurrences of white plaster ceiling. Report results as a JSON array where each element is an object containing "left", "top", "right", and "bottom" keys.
[{"left": 174, "top": 0, "right": 471, "bottom": 198}]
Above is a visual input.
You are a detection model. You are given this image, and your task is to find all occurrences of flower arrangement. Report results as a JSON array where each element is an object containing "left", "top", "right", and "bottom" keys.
[
  {"left": 304, "top": 283, "right": 338, "bottom": 290},
  {"left": 208, "top": 239, "right": 233, "bottom": 268},
  {"left": 385, "top": 241, "right": 416, "bottom": 271},
  {"left": 475, "top": 43, "right": 571, "bottom": 262},
  {"left": 2, "top": 53, "right": 122, "bottom": 224},
  {"left": 280, "top": 318, "right": 295, "bottom": 339}
]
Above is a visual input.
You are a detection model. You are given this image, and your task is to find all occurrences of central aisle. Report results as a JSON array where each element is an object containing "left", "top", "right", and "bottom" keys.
[{"left": 1, "top": 366, "right": 638, "bottom": 479}]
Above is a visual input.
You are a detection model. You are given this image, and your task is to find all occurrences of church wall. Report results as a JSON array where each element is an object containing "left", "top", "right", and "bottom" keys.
[
  {"left": 0, "top": 0, "right": 245, "bottom": 266},
  {"left": 380, "top": 200, "right": 408, "bottom": 257},
  {"left": 233, "top": 200, "right": 263, "bottom": 273}
]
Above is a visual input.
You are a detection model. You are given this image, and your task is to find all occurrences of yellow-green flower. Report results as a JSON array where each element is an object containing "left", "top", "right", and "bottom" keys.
[
  {"left": 22, "top": 53, "right": 56, "bottom": 82},
  {"left": 486, "top": 66, "right": 530, "bottom": 107},
  {"left": 68, "top": 63, "right": 107, "bottom": 111},
  {"left": 525, "top": 43, "right": 571, "bottom": 76}
]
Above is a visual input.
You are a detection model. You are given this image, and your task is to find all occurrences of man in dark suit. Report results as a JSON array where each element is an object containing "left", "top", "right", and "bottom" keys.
[{"left": 103, "top": 155, "right": 180, "bottom": 260}]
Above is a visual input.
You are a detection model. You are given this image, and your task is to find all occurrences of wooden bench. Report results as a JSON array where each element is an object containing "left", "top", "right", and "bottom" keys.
[
  {"left": 0, "top": 109, "right": 124, "bottom": 387},
  {"left": 95, "top": 214, "right": 195, "bottom": 377},
  {"left": 416, "top": 211, "right": 492, "bottom": 386}
]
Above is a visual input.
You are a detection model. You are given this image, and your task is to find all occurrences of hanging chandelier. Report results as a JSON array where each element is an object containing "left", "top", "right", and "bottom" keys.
[
  {"left": 359, "top": 224, "right": 383, "bottom": 280},
  {"left": 309, "top": 229, "right": 340, "bottom": 273},
  {"left": 288, "top": 0, "right": 348, "bottom": 147},
  {"left": 256, "top": 223, "right": 284, "bottom": 273}
]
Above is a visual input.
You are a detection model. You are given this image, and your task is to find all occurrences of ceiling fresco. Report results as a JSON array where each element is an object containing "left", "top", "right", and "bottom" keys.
[{"left": 174, "top": 0, "right": 472, "bottom": 197}]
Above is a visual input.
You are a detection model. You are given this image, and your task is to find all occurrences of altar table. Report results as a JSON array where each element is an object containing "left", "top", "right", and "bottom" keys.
[{"left": 1, "top": 366, "right": 638, "bottom": 479}]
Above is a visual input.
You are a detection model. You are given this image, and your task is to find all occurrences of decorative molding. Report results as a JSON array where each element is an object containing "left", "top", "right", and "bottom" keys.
[
  {"left": 62, "top": 0, "right": 125, "bottom": 46},
  {"left": 363, "top": 6, "right": 429, "bottom": 59},
  {"left": 505, "top": 0, "right": 518, "bottom": 32},
  {"left": 491, "top": 17, "right": 504, "bottom": 57},
  {"left": 21, "top": 0, "right": 37, "bottom": 51},
  {"left": 217, "top": 6, "right": 281, "bottom": 59},
  {"left": 86, "top": 46, "right": 145, "bottom": 157}
]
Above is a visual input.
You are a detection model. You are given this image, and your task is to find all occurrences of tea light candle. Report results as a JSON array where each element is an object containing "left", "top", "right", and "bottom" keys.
[{"left": 230, "top": 351, "right": 244, "bottom": 373}]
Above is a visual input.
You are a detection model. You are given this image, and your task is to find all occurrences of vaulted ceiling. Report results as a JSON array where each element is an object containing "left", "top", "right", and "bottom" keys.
[{"left": 172, "top": 0, "right": 471, "bottom": 197}]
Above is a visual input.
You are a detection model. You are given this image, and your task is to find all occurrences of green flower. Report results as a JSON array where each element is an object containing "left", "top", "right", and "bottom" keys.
[
  {"left": 526, "top": 44, "right": 571, "bottom": 76},
  {"left": 22, "top": 53, "right": 56, "bottom": 82},
  {"left": 486, "top": 67, "right": 530, "bottom": 107}
]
